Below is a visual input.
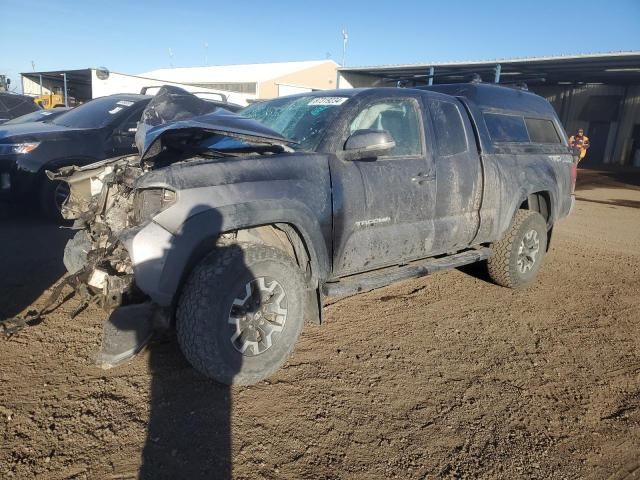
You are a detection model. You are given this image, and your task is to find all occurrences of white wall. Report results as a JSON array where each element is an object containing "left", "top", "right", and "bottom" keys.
[
  {"left": 90, "top": 70, "right": 254, "bottom": 106},
  {"left": 338, "top": 72, "right": 384, "bottom": 88},
  {"left": 277, "top": 84, "right": 312, "bottom": 96}
]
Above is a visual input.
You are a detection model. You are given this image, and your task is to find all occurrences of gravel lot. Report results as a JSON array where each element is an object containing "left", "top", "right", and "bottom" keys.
[{"left": 1, "top": 169, "right": 639, "bottom": 479}]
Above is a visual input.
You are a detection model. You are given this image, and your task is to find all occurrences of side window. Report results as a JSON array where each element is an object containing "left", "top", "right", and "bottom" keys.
[
  {"left": 350, "top": 98, "right": 422, "bottom": 157},
  {"left": 484, "top": 112, "right": 529, "bottom": 143},
  {"left": 430, "top": 100, "right": 468, "bottom": 156},
  {"left": 118, "top": 107, "right": 143, "bottom": 134},
  {"left": 525, "top": 117, "right": 561, "bottom": 144}
]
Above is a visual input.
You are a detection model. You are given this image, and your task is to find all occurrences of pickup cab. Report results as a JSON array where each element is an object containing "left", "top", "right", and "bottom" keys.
[{"left": 55, "top": 85, "right": 575, "bottom": 385}]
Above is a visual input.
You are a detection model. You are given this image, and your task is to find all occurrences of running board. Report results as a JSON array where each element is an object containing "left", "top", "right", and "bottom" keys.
[{"left": 322, "top": 247, "right": 492, "bottom": 298}]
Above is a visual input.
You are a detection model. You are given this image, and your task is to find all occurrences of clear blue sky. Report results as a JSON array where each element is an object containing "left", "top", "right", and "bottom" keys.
[{"left": 1, "top": 0, "right": 639, "bottom": 88}]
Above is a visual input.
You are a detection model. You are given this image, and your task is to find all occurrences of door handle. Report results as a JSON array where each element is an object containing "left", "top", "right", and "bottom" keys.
[{"left": 411, "top": 172, "right": 435, "bottom": 183}]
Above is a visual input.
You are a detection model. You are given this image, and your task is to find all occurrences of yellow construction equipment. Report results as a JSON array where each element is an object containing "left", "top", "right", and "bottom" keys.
[{"left": 34, "top": 87, "right": 77, "bottom": 109}]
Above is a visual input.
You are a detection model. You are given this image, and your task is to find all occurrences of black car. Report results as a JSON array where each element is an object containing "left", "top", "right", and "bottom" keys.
[
  {"left": 0, "top": 94, "right": 151, "bottom": 219},
  {"left": 0, "top": 93, "right": 41, "bottom": 124},
  {"left": 3, "top": 107, "right": 70, "bottom": 125}
]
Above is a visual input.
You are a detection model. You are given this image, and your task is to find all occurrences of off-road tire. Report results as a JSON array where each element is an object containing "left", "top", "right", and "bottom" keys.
[
  {"left": 487, "top": 210, "right": 548, "bottom": 289},
  {"left": 176, "top": 243, "right": 306, "bottom": 385}
]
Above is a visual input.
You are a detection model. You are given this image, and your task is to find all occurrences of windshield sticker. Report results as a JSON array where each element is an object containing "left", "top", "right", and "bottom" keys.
[
  {"left": 108, "top": 106, "right": 123, "bottom": 115},
  {"left": 308, "top": 97, "right": 348, "bottom": 106},
  {"left": 40, "top": 111, "right": 53, "bottom": 116},
  {"left": 116, "top": 100, "right": 134, "bottom": 107}
]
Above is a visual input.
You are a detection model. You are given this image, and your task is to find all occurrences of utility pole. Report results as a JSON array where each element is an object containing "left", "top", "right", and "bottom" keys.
[
  {"left": 341, "top": 29, "right": 348, "bottom": 67},
  {"left": 337, "top": 29, "right": 348, "bottom": 89}
]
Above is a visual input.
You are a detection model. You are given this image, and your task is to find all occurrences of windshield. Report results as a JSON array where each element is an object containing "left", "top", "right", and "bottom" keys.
[
  {"left": 52, "top": 97, "right": 142, "bottom": 129},
  {"left": 241, "top": 95, "right": 349, "bottom": 151}
]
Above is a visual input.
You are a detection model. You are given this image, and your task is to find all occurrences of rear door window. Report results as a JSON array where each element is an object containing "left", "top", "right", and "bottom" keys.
[
  {"left": 429, "top": 100, "right": 468, "bottom": 156},
  {"left": 484, "top": 113, "right": 529, "bottom": 143},
  {"left": 525, "top": 117, "right": 561, "bottom": 144}
]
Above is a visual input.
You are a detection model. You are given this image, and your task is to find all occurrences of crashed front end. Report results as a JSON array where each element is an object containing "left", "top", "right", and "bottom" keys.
[
  {"left": 51, "top": 155, "right": 166, "bottom": 366},
  {"left": 57, "top": 156, "right": 149, "bottom": 302},
  {"left": 47, "top": 85, "right": 292, "bottom": 367}
]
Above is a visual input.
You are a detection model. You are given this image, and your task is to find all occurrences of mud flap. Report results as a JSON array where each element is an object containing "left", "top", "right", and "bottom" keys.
[
  {"left": 304, "top": 286, "right": 323, "bottom": 325},
  {"left": 96, "top": 303, "right": 154, "bottom": 368}
]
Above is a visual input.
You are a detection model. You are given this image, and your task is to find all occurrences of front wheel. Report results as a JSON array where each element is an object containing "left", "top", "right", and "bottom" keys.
[
  {"left": 487, "top": 210, "right": 548, "bottom": 289},
  {"left": 40, "top": 178, "right": 70, "bottom": 223},
  {"left": 177, "top": 243, "right": 307, "bottom": 385}
]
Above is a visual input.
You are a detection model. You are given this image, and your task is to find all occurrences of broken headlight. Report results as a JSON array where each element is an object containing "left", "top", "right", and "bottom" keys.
[{"left": 132, "top": 188, "right": 176, "bottom": 223}]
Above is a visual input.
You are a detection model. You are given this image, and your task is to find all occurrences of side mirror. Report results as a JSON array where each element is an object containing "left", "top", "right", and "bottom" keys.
[{"left": 343, "top": 129, "right": 395, "bottom": 160}]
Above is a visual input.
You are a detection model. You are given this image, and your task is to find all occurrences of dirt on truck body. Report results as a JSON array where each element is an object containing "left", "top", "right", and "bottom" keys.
[{"left": 48, "top": 83, "right": 574, "bottom": 385}]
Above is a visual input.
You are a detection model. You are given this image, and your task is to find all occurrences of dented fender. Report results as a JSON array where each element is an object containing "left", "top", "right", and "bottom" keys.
[{"left": 121, "top": 198, "right": 331, "bottom": 307}]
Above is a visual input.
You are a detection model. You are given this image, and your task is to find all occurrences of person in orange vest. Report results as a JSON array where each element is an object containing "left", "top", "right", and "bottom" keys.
[{"left": 569, "top": 128, "right": 590, "bottom": 163}]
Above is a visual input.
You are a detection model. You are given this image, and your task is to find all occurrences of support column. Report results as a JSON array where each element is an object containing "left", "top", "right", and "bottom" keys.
[
  {"left": 494, "top": 64, "right": 502, "bottom": 83},
  {"left": 63, "top": 73, "right": 68, "bottom": 107}
]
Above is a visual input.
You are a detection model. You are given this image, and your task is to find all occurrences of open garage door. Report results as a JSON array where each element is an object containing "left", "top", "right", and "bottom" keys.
[{"left": 21, "top": 69, "right": 92, "bottom": 106}]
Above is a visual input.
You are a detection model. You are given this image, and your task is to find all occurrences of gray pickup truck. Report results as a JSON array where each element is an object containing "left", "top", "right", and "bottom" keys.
[{"left": 54, "top": 85, "right": 575, "bottom": 385}]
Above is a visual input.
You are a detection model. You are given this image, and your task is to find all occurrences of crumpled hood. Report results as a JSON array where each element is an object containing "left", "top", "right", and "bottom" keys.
[{"left": 136, "top": 86, "right": 291, "bottom": 164}]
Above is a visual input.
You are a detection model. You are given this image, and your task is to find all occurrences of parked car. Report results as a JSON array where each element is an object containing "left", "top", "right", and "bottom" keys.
[
  {"left": 0, "top": 94, "right": 151, "bottom": 219},
  {"left": 3, "top": 107, "right": 70, "bottom": 125},
  {"left": 0, "top": 93, "right": 41, "bottom": 124},
  {"left": 56, "top": 84, "right": 575, "bottom": 385}
]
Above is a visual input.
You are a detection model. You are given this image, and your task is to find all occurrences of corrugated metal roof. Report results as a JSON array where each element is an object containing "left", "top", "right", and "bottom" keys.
[
  {"left": 140, "top": 60, "right": 338, "bottom": 84},
  {"left": 339, "top": 51, "right": 640, "bottom": 71},
  {"left": 340, "top": 51, "right": 640, "bottom": 86}
]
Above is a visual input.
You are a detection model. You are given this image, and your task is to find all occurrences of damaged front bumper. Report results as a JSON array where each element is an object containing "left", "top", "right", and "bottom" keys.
[{"left": 49, "top": 156, "right": 173, "bottom": 366}]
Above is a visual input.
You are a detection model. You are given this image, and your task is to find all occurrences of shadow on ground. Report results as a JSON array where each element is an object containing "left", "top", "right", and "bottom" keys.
[
  {"left": 576, "top": 167, "right": 640, "bottom": 192},
  {"left": 140, "top": 337, "right": 235, "bottom": 479},
  {"left": 0, "top": 210, "right": 73, "bottom": 319},
  {"left": 1, "top": 205, "right": 243, "bottom": 479},
  {"left": 457, "top": 260, "right": 492, "bottom": 283},
  {"left": 575, "top": 197, "right": 640, "bottom": 209},
  {"left": 137, "top": 205, "right": 245, "bottom": 479}
]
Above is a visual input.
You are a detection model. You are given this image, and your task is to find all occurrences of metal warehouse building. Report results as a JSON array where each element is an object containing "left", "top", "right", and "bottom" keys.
[
  {"left": 21, "top": 68, "right": 256, "bottom": 106},
  {"left": 21, "top": 60, "right": 339, "bottom": 107},
  {"left": 339, "top": 52, "right": 640, "bottom": 167}
]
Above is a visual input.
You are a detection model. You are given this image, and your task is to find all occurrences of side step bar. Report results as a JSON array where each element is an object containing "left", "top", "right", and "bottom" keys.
[{"left": 322, "top": 247, "right": 492, "bottom": 298}]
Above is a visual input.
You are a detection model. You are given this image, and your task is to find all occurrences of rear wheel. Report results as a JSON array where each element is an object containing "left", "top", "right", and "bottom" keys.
[
  {"left": 487, "top": 210, "right": 548, "bottom": 288},
  {"left": 177, "top": 243, "right": 306, "bottom": 385}
]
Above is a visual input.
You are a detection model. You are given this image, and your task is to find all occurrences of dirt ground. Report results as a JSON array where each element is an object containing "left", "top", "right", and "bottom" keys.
[{"left": 1, "top": 169, "right": 639, "bottom": 480}]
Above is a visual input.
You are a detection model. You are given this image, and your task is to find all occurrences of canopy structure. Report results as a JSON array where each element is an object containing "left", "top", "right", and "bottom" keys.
[{"left": 339, "top": 51, "right": 640, "bottom": 87}]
